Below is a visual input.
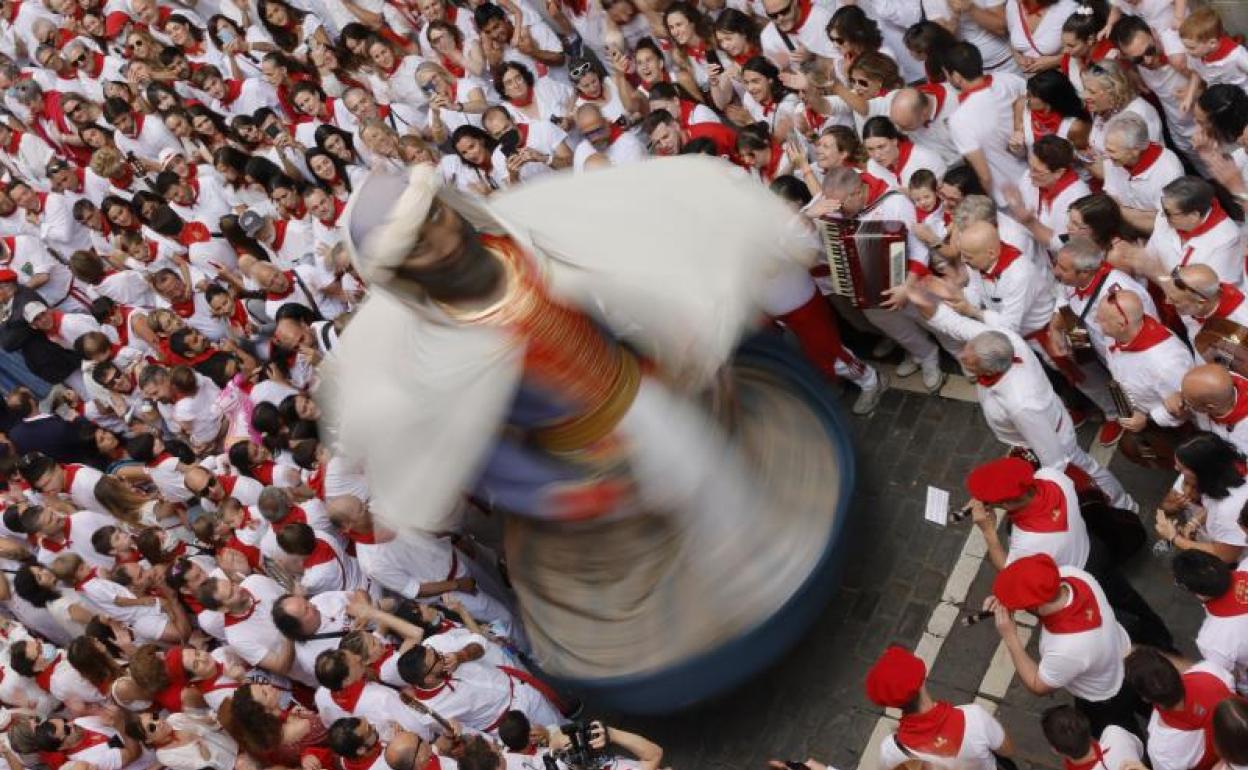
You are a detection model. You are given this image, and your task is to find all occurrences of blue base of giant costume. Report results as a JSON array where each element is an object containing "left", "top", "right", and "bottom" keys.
[{"left": 538, "top": 333, "right": 857, "bottom": 714}]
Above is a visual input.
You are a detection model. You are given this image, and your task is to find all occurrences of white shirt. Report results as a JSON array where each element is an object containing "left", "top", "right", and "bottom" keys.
[
  {"left": 221, "top": 574, "right": 303, "bottom": 678},
  {"left": 1006, "top": 469, "right": 1090, "bottom": 569},
  {"left": 760, "top": 4, "right": 839, "bottom": 71},
  {"left": 1057, "top": 267, "right": 1155, "bottom": 362},
  {"left": 971, "top": 247, "right": 1056, "bottom": 336},
  {"left": 1102, "top": 144, "right": 1184, "bottom": 213},
  {"left": 1036, "top": 566, "right": 1131, "bottom": 701},
  {"left": 1191, "top": 40, "right": 1248, "bottom": 92},
  {"left": 1018, "top": 173, "right": 1092, "bottom": 254},
  {"left": 1145, "top": 661, "right": 1234, "bottom": 770},
  {"left": 1147, "top": 206, "right": 1244, "bottom": 288},
  {"left": 878, "top": 703, "right": 1006, "bottom": 770},
  {"left": 866, "top": 142, "right": 948, "bottom": 190},
  {"left": 1201, "top": 481, "right": 1248, "bottom": 550},
  {"left": 313, "top": 680, "right": 436, "bottom": 740},
  {"left": 1005, "top": 0, "right": 1077, "bottom": 57},
  {"left": 572, "top": 130, "right": 647, "bottom": 171},
  {"left": 1194, "top": 575, "right": 1248, "bottom": 693},
  {"left": 869, "top": 84, "right": 961, "bottom": 166},
  {"left": 292, "top": 590, "right": 353, "bottom": 677},
  {"left": 1105, "top": 324, "right": 1193, "bottom": 428},
  {"left": 948, "top": 74, "right": 1029, "bottom": 204}
]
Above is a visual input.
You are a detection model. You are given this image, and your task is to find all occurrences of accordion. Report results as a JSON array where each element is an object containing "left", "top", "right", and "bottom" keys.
[{"left": 813, "top": 216, "right": 909, "bottom": 309}]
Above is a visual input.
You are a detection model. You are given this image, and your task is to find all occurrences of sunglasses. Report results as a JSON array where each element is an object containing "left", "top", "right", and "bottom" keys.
[
  {"left": 765, "top": 0, "right": 792, "bottom": 19},
  {"left": 1128, "top": 44, "right": 1157, "bottom": 65},
  {"left": 570, "top": 62, "right": 593, "bottom": 79},
  {"left": 1170, "top": 266, "right": 1216, "bottom": 299}
]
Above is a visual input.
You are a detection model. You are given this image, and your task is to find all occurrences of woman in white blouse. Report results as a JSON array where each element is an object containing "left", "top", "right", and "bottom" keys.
[
  {"left": 127, "top": 710, "right": 240, "bottom": 770},
  {"left": 1005, "top": 0, "right": 1079, "bottom": 73},
  {"left": 1158, "top": 432, "right": 1248, "bottom": 564}
]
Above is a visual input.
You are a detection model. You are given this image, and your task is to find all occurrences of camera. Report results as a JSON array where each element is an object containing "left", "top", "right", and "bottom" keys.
[{"left": 555, "top": 720, "right": 609, "bottom": 770}]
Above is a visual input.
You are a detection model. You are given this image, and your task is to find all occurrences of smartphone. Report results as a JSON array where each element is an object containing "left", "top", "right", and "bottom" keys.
[
  {"left": 218, "top": 27, "right": 236, "bottom": 45},
  {"left": 498, "top": 128, "right": 521, "bottom": 158},
  {"left": 264, "top": 123, "right": 281, "bottom": 139},
  {"left": 420, "top": 81, "right": 437, "bottom": 96},
  {"left": 705, "top": 48, "right": 721, "bottom": 68},
  {"left": 549, "top": 115, "right": 563, "bottom": 125},
  {"left": 786, "top": 763, "right": 808, "bottom": 770}
]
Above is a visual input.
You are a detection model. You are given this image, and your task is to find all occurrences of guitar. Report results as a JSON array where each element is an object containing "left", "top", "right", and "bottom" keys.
[
  {"left": 1107, "top": 380, "right": 1190, "bottom": 469},
  {"left": 1194, "top": 317, "right": 1248, "bottom": 377}
]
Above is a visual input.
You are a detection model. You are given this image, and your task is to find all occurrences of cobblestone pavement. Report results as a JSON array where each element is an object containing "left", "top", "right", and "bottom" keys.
[{"left": 615, "top": 384, "right": 1202, "bottom": 770}]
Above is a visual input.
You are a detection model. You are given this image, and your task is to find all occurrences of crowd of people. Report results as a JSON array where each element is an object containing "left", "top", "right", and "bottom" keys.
[{"left": 0, "top": 0, "right": 1244, "bottom": 763}]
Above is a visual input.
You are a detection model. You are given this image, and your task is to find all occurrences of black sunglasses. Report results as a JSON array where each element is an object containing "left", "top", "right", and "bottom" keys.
[
  {"left": 1170, "top": 266, "right": 1216, "bottom": 299},
  {"left": 765, "top": 1, "right": 792, "bottom": 19},
  {"left": 1128, "top": 44, "right": 1158, "bottom": 65}
]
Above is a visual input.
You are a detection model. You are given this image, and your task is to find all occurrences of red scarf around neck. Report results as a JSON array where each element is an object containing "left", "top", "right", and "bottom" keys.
[
  {"left": 1009, "top": 479, "right": 1069, "bottom": 533},
  {"left": 897, "top": 701, "right": 966, "bottom": 757},
  {"left": 1205, "top": 571, "right": 1248, "bottom": 617},
  {"left": 1040, "top": 577, "right": 1102, "bottom": 634},
  {"left": 1111, "top": 316, "right": 1172, "bottom": 353},
  {"left": 1211, "top": 374, "right": 1248, "bottom": 427},
  {"left": 1178, "top": 200, "right": 1228, "bottom": 244}
]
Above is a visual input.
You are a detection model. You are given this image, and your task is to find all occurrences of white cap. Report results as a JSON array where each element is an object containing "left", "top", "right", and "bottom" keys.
[{"left": 22, "top": 302, "right": 48, "bottom": 324}]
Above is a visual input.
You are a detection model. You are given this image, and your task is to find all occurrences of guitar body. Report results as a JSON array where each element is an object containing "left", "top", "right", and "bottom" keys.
[
  {"left": 1057, "top": 305, "right": 1098, "bottom": 365},
  {"left": 1195, "top": 317, "right": 1248, "bottom": 377},
  {"left": 1118, "top": 423, "right": 1194, "bottom": 470}
]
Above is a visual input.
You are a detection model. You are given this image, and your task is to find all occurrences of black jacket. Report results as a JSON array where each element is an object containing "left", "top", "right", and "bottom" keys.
[{"left": 0, "top": 287, "right": 82, "bottom": 384}]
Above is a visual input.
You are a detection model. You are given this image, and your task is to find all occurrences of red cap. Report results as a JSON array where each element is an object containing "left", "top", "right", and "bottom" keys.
[
  {"left": 0, "top": 269, "right": 17, "bottom": 284},
  {"left": 965, "top": 457, "right": 1035, "bottom": 504},
  {"left": 992, "top": 553, "right": 1061, "bottom": 610},
  {"left": 864, "top": 645, "right": 926, "bottom": 707}
]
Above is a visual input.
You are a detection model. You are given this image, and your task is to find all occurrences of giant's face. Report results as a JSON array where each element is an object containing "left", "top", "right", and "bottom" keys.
[{"left": 390, "top": 200, "right": 500, "bottom": 303}]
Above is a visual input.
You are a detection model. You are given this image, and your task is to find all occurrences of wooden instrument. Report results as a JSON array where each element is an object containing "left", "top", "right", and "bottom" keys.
[
  {"left": 1107, "top": 380, "right": 1189, "bottom": 469},
  {"left": 1194, "top": 316, "right": 1248, "bottom": 377},
  {"left": 814, "top": 217, "right": 908, "bottom": 309},
  {"left": 1056, "top": 305, "right": 1098, "bottom": 365}
]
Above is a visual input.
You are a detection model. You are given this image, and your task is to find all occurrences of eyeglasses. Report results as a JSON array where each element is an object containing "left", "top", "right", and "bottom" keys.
[
  {"left": 1105, "top": 284, "right": 1128, "bottom": 323},
  {"left": 1128, "top": 44, "right": 1158, "bottom": 65},
  {"left": 1170, "top": 265, "right": 1216, "bottom": 299},
  {"left": 765, "top": 0, "right": 792, "bottom": 19}
]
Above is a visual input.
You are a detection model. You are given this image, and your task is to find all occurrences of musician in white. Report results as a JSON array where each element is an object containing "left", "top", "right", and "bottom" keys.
[
  {"left": 1101, "top": 113, "right": 1185, "bottom": 236},
  {"left": 1049, "top": 238, "right": 1157, "bottom": 438},
  {"left": 906, "top": 285, "right": 1138, "bottom": 512},
  {"left": 1113, "top": 176, "right": 1244, "bottom": 290},
  {"left": 809, "top": 166, "right": 945, "bottom": 393},
  {"left": 1095, "top": 288, "right": 1193, "bottom": 433},
  {"left": 1168, "top": 264, "right": 1248, "bottom": 362}
]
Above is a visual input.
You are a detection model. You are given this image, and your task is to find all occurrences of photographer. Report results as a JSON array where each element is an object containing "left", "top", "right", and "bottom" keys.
[{"left": 460, "top": 720, "right": 664, "bottom": 770}]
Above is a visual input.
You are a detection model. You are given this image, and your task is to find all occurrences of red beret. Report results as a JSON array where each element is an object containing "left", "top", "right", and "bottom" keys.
[
  {"left": 993, "top": 553, "right": 1061, "bottom": 610},
  {"left": 0, "top": 269, "right": 17, "bottom": 284},
  {"left": 965, "top": 457, "right": 1035, "bottom": 504},
  {"left": 865, "top": 646, "right": 926, "bottom": 707}
]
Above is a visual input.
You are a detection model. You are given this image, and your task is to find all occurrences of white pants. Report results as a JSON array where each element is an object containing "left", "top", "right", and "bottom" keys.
[{"left": 864, "top": 306, "right": 939, "bottom": 366}]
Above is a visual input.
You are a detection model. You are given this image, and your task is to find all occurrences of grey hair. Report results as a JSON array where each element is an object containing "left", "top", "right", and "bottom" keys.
[
  {"left": 822, "top": 165, "right": 863, "bottom": 198},
  {"left": 1104, "top": 111, "right": 1150, "bottom": 151},
  {"left": 953, "top": 194, "right": 998, "bottom": 229},
  {"left": 257, "top": 486, "right": 291, "bottom": 521},
  {"left": 1162, "top": 176, "right": 1215, "bottom": 216},
  {"left": 1059, "top": 236, "right": 1104, "bottom": 273},
  {"left": 969, "top": 331, "right": 1015, "bottom": 374},
  {"left": 8, "top": 79, "right": 41, "bottom": 107}
]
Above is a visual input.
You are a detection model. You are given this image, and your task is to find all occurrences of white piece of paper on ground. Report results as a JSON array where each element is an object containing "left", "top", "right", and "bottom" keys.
[{"left": 924, "top": 486, "right": 949, "bottom": 526}]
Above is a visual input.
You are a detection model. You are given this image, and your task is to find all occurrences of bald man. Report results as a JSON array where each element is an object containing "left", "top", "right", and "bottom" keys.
[
  {"left": 961, "top": 221, "right": 1055, "bottom": 339},
  {"left": 572, "top": 104, "right": 645, "bottom": 172},
  {"left": 1171, "top": 364, "right": 1248, "bottom": 456},
  {"left": 884, "top": 86, "right": 961, "bottom": 166},
  {"left": 907, "top": 283, "right": 1136, "bottom": 511},
  {"left": 1095, "top": 288, "right": 1192, "bottom": 434},
  {"left": 1169, "top": 264, "right": 1248, "bottom": 358}
]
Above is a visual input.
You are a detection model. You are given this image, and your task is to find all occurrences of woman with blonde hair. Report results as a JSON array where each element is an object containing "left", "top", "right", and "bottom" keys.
[
  {"left": 416, "top": 61, "right": 488, "bottom": 145},
  {"left": 1081, "top": 59, "right": 1162, "bottom": 178}
]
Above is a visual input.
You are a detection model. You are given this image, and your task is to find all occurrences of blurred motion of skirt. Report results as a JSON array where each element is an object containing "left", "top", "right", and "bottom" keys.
[{"left": 504, "top": 333, "right": 857, "bottom": 713}]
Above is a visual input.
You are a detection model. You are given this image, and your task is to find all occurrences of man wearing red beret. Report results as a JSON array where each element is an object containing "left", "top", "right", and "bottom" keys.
[
  {"left": 965, "top": 457, "right": 1173, "bottom": 651},
  {"left": 985, "top": 554, "right": 1141, "bottom": 737},
  {"left": 866, "top": 646, "right": 1015, "bottom": 770}
]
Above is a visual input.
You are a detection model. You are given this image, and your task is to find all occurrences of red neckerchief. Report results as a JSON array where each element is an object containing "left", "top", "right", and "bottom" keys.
[
  {"left": 330, "top": 677, "right": 367, "bottom": 711},
  {"left": 1010, "top": 479, "right": 1069, "bottom": 533},
  {"left": 1205, "top": 571, "right": 1248, "bottom": 617},
  {"left": 1038, "top": 169, "right": 1080, "bottom": 215},
  {"left": 73, "top": 567, "right": 97, "bottom": 592},
  {"left": 367, "top": 646, "right": 396, "bottom": 678},
  {"left": 307, "top": 463, "right": 326, "bottom": 498},
  {"left": 1127, "top": 143, "right": 1163, "bottom": 178},
  {"left": 178, "top": 221, "right": 210, "bottom": 246},
  {"left": 64, "top": 728, "right": 112, "bottom": 755},
  {"left": 110, "top": 164, "right": 134, "bottom": 190},
  {"left": 1178, "top": 200, "right": 1228, "bottom": 244},
  {"left": 223, "top": 589, "right": 256, "bottom": 627},
  {"left": 887, "top": 140, "right": 914, "bottom": 177},
  {"left": 1157, "top": 668, "right": 1231, "bottom": 770},
  {"left": 758, "top": 141, "right": 782, "bottom": 181},
  {"left": 957, "top": 76, "right": 993, "bottom": 104},
  {"left": 917, "top": 83, "right": 948, "bottom": 126},
  {"left": 272, "top": 505, "right": 308, "bottom": 529},
  {"left": 220, "top": 79, "right": 243, "bottom": 106},
  {"left": 979, "top": 243, "right": 1022, "bottom": 280},
  {"left": 438, "top": 53, "right": 465, "bottom": 78},
  {"left": 223, "top": 534, "right": 261, "bottom": 569},
  {"left": 250, "top": 461, "right": 274, "bottom": 486},
  {"left": 977, "top": 357, "right": 1022, "bottom": 387},
  {"left": 1196, "top": 283, "right": 1245, "bottom": 323},
  {"left": 303, "top": 538, "right": 337, "bottom": 568},
  {"left": 410, "top": 675, "right": 456, "bottom": 700},
  {"left": 45, "top": 310, "right": 65, "bottom": 339},
  {"left": 562, "top": 0, "right": 586, "bottom": 15},
  {"left": 85, "top": 52, "right": 104, "bottom": 78},
  {"left": 896, "top": 701, "right": 966, "bottom": 758},
  {"left": 683, "top": 40, "right": 707, "bottom": 61},
  {"left": 344, "top": 527, "right": 378, "bottom": 544},
  {"left": 170, "top": 294, "right": 196, "bottom": 318},
  {"left": 123, "top": 112, "right": 144, "bottom": 139},
  {"left": 34, "top": 654, "right": 61, "bottom": 691},
  {"left": 2, "top": 129, "right": 22, "bottom": 155},
  {"left": 916, "top": 203, "right": 939, "bottom": 223},
  {"left": 790, "top": 0, "right": 814, "bottom": 33},
  {"left": 576, "top": 84, "right": 602, "bottom": 102},
  {"left": 318, "top": 198, "right": 345, "bottom": 227},
  {"left": 1213, "top": 375, "right": 1248, "bottom": 427},
  {"left": 271, "top": 219, "right": 288, "bottom": 251},
  {"left": 731, "top": 46, "right": 759, "bottom": 65},
  {"left": 509, "top": 87, "right": 534, "bottom": 108},
  {"left": 1072, "top": 263, "right": 1112, "bottom": 300},
  {"left": 267, "top": 270, "right": 297, "bottom": 301},
  {"left": 379, "top": 56, "right": 401, "bottom": 78},
  {"left": 2, "top": 1, "right": 20, "bottom": 23},
  {"left": 1203, "top": 36, "right": 1241, "bottom": 64},
  {"left": 1111, "top": 316, "right": 1172, "bottom": 352},
  {"left": 1064, "top": 743, "right": 1108, "bottom": 770},
  {"left": 760, "top": 98, "right": 776, "bottom": 116},
  {"left": 861, "top": 172, "right": 891, "bottom": 210},
  {"left": 1041, "top": 577, "right": 1102, "bottom": 633}
]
